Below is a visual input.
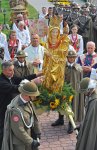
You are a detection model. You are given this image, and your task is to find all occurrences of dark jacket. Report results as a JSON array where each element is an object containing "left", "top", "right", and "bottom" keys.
[{"left": 0, "top": 73, "right": 36, "bottom": 120}]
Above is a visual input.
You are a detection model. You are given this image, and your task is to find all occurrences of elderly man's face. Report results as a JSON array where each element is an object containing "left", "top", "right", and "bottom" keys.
[
  {"left": 87, "top": 43, "right": 95, "bottom": 54},
  {"left": 31, "top": 34, "right": 40, "bottom": 47},
  {"left": 17, "top": 16, "right": 23, "bottom": 21},
  {"left": 19, "top": 24, "right": 24, "bottom": 31},
  {"left": 3, "top": 65, "right": 14, "bottom": 78}
]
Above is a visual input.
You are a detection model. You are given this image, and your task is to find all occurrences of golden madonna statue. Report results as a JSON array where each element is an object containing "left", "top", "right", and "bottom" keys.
[{"left": 43, "top": 16, "right": 70, "bottom": 93}]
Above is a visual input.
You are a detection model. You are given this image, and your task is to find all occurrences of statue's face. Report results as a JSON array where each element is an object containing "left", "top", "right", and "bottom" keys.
[{"left": 51, "top": 28, "right": 59, "bottom": 39}]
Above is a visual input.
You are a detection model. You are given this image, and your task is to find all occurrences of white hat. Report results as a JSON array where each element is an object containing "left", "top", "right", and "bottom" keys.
[
  {"left": 17, "top": 14, "right": 23, "bottom": 18},
  {"left": 88, "top": 79, "right": 97, "bottom": 89},
  {"left": 18, "top": 21, "right": 25, "bottom": 26}
]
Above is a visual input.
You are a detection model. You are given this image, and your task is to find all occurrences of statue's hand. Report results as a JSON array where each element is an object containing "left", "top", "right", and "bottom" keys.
[{"left": 44, "top": 49, "right": 52, "bottom": 57}]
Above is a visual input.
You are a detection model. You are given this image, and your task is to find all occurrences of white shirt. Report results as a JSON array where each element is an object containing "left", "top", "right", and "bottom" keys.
[
  {"left": 20, "top": 94, "right": 28, "bottom": 104},
  {"left": 68, "top": 34, "right": 84, "bottom": 56},
  {"left": 18, "top": 61, "right": 25, "bottom": 67},
  {"left": 16, "top": 29, "right": 31, "bottom": 47},
  {"left": 24, "top": 44, "right": 44, "bottom": 71},
  {"left": 13, "top": 23, "right": 30, "bottom": 35},
  {"left": 39, "top": 13, "right": 47, "bottom": 19},
  {"left": 60, "top": 21, "right": 63, "bottom": 35},
  {"left": 67, "top": 62, "right": 75, "bottom": 67},
  {"left": 0, "top": 32, "right": 10, "bottom": 61}
]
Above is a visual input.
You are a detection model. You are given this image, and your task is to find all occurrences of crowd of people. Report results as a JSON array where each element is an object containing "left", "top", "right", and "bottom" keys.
[{"left": 0, "top": 1, "right": 97, "bottom": 150}]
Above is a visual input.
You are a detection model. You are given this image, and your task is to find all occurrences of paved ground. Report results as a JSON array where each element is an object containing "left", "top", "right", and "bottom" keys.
[{"left": 38, "top": 112, "right": 77, "bottom": 150}]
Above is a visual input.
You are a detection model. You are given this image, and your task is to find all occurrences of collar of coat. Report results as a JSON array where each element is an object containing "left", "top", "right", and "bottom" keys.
[{"left": 66, "top": 62, "right": 82, "bottom": 71}]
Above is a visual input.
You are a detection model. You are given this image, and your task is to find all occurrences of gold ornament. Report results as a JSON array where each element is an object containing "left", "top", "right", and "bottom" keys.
[{"left": 49, "top": 15, "right": 61, "bottom": 29}]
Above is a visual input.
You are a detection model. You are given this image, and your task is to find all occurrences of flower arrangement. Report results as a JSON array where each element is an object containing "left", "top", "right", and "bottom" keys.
[
  {"left": 33, "top": 82, "right": 75, "bottom": 116},
  {"left": 34, "top": 82, "right": 78, "bottom": 134}
]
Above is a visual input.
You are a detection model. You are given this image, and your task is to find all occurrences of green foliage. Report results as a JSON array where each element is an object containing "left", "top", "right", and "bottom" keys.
[
  {"left": 62, "top": 83, "right": 75, "bottom": 100},
  {"left": 27, "top": 4, "right": 38, "bottom": 19},
  {"left": 34, "top": 83, "right": 75, "bottom": 111},
  {"left": 2, "top": 29, "right": 10, "bottom": 39},
  {"left": 0, "top": 1, "right": 11, "bottom": 24}
]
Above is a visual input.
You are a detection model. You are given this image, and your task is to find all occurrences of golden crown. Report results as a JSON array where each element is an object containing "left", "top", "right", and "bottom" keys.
[{"left": 49, "top": 15, "right": 61, "bottom": 28}]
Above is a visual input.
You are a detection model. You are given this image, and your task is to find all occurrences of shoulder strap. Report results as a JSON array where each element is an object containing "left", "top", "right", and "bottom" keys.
[{"left": 11, "top": 107, "right": 34, "bottom": 128}]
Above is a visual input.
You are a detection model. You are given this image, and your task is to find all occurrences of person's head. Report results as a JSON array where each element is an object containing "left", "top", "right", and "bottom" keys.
[
  {"left": 9, "top": 30, "right": 17, "bottom": 40},
  {"left": 90, "top": 5, "right": 97, "bottom": 13},
  {"left": 2, "top": 61, "right": 14, "bottom": 78},
  {"left": 31, "top": 34, "right": 40, "bottom": 47},
  {"left": 15, "top": 51, "right": 28, "bottom": 63},
  {"left": 86, "top": 41, "right": 96, "bottom": 54},
  {"left": 42, "top": 7, "right": 47, "bottom": 15},
  {"left": 58, "top": 14, "right": 63, "bottom": 22},
  {"left": 63, "top": 4, "right": 71, "bottom": 11},
  {"left": 67, "top": 50, "right": 77, "bottom": 63},
  {"left": 18, "top": 81, "right": 40, "bottom": 101},
  {"left": 71, "top": 24, "right": 79, "bottom": 34},
  {"left": 18, "top": 21, "right": 25, "bottom": 31},
  {"left": 17, "top": 14, "right": 23, "bottom": 22},
  {"left": 79, "top": 77, "right": 96, "bottom": 95},
  {"left": 82, "top": 8, "right": 90, "bottom": 16},
  {"left": 72, "top": 4, "right": 80, "bottom": 12},
  {"left": 48, "top": 7, "right": 53, "bottom": 15},
  {"left": 85, "top": 2, "right": 90, "bottom": 8}
]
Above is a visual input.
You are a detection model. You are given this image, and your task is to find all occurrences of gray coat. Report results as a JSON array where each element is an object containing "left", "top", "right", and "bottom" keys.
[
  {"left": 13, "top": 60, "right": 34, "bottom": 78},
  {"left": 76, "top": 91, "right": 97, "bottom": 150},
  {"left": 65, "top": 63, "right": 84, "bottom": 122},
  {"left": 1, "top": 95, "right": 40, "bottom": 150}
]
